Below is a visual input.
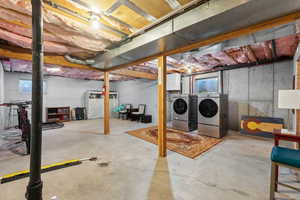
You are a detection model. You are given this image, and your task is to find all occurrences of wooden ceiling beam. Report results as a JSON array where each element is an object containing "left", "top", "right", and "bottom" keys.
[
  {"left": 112, "top": 69, "right": 158, "bottom": 80},
  {"left": 0, "top": 18, "right": 91, "bottom": 52},
  {"left": 42, "top": 0, "right": 130, "bottom": 35},
  {"left": 0, "top": 18, "right": 31, "bottom": 28},
  {"left": 223, "top": 51, "right": 238, "bottom": 64},
  {"left": 262, "top": 41, "right": 273, "bottom": 59},
  {"left": 244, "top": 45, "right": 258, "bottom": 63},
  {"left": 45, "top": 0, "right": 90, "bottom": 18},
  {"left": 106, "top": 10, "right": 300, "bottom": 72},
  {"left": 0, "top": 47, "right": 102, "bottom": 71},
  {"left": 0, "top": 46, "right": 158, "bottom": 80}
]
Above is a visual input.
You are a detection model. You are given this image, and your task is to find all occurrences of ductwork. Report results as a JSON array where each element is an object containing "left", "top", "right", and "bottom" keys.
[
  {"left": 172, "top": 22, "right": 297, "bottom": 60},
  {"left": 92, "top": 0, "right": 300, "bottom": 69}
]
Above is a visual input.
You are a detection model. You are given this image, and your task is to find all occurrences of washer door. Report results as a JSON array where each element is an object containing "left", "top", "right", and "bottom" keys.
[
  {"left": 199, "top": 99, "right": 218, "bottom": 118},
  {"left": 173, "top": 98, "right": 188, "bottom": 115}
]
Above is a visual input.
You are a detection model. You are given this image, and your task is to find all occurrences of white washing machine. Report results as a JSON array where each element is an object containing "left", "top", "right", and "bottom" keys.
[
  {"left": 172, "top": 94, "right": 198, "bottom": 132},
  {"left": 198, "top": 93, "right": 227, "bottom": 138}
]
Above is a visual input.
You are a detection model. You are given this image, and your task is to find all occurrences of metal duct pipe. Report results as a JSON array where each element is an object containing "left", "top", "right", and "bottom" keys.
[{"left": 92, "top": 0, "right": 300, "bottom": 70}]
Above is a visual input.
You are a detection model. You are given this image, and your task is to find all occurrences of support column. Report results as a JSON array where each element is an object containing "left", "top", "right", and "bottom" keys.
[
  {"left": 158, "top": 56, "right": 167, "bottom": 157},
  {"left": 0, "top": 62, "right": 4, "bottom": 130},
  {"left": 296, "top": 61, "right": 300, "bottom": 135},
  {"left": 104, "top": 71, "right": 110, "bottom": 135},
  {"left": 26, "top": 0, "right": 43, "bottom": 199}
]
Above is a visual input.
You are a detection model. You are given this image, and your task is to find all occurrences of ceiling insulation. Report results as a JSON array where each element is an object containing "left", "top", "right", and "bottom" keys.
[
  {"left": 0, "top": 31, "right": 299, "bottom": 80},
  {"left": 0, "top": 0, "right": 202, "bottom": 60},
  {"left": 0, "top": 6, "right": 109, "bottom": 53},
  {"left": 1, "top": 58, "right": 134, "bottom": 81},
  {"left": 0, "top": 28, "right": 84, "bottom": 54},
  {"left": 0, "top": 0, "right": 117, "bottom": 54},
  {"left": 0, "top": 0, "right": 298, "bottom": 80},
  {"left": 149, "top": 33, "right": 299, "bottom": 73}
]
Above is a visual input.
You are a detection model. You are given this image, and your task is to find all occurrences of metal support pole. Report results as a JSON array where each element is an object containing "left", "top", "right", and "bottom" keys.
[{"left": 26, "top": 0, "right": 44, "bottom": 199}]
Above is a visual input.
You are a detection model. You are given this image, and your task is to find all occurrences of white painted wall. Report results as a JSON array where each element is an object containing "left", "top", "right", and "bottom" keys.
[
  {"left": 114, "top": 79, "right": 158, "bottom": 123},
  {"left": 3, "top": 72, "right": 107, "bottom": 126},
  {"left": 0, "top": 62, "right": 4, "bottom": 130}
]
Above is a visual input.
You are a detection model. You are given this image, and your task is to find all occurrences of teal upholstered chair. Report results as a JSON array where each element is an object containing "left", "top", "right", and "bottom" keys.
[{"left": 270, "top": 130, "right": 300, "bottom": 200}]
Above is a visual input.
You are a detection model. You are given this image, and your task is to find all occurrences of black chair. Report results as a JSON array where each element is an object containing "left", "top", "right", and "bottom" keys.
[
  {"left": 119, "top": 104, "right": 132, "bottom": 120},
  {"left": 130, "top": 104, "right": 146, "bottom": 122},
  {"left": 74, "top": 107, "right": 86, "bottom": 120}
]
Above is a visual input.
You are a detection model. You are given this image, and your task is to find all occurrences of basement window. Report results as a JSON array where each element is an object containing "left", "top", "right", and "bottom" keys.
[
  {"left": 19, "top": 79, "right": 47, "bottom": 94},
  {"left": 195, "top": 77, "right": 219, "bottom": 93}
]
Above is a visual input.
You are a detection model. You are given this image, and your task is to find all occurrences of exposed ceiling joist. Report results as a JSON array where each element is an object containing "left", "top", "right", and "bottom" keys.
[
  {"left": 0, "top": 46, "right": 158, "bottom": 80},
  {"left": 106, "top": 9, "right": 300, "bottom": 72},
  {"left": 0, "top": 46, "right": 102, "bottom": 71},
  {"left": 42, "top": 0, "right": 133, "bottom": 36},
  {"left": 113, "top": 69, "right": 157, "bottom": 80},
  {"left": 262, "top": 41, "right": 273, "bottom": 59},
  {"left": 42, "top": 1, "right": 125, "bottom": 39},
  {"left": 223, "top": 51, "right": 238, "bottom": 64},
  {"left": 165, "top": 0, "right": 181, "bottom": 9},
  {"left": 243, "top": 45, "right": 258, "bottom": 63},
  {"left": 123, "top": 0, "right": 157, "bottom": 22}
]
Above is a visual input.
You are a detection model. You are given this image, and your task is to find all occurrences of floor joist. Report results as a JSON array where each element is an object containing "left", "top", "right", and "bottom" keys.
[
  {"left": 112, "top": 69, "right": 158, "bottom": 80},
  {"left": 0, "top": 47, "right": 101, "bottom": 71},
  {"left": 0, "top": 46, "right": 160, "bottom": 80}
]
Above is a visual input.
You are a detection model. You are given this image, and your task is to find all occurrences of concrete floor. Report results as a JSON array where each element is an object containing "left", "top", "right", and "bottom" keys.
[{"left": 0, "top": 119, "right": 299, "bottom": 200}]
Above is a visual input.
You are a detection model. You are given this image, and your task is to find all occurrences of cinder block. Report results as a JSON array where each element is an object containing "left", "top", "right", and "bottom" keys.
[
  {"left": 249, "top": 64, "right": 273, "bottom": 101},
  {"left": 249, "top": 101, "right": 273, "bottom": 117}
]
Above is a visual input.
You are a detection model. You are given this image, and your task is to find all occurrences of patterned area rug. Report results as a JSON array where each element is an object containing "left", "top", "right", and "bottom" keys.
[{"left": 126, "top": 126, "right": 222, "bottom": 159}]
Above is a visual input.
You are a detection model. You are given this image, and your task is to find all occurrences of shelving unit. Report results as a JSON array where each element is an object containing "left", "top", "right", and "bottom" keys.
[{"left": 46, "top": 107, "right": 70, "bottom": 122}]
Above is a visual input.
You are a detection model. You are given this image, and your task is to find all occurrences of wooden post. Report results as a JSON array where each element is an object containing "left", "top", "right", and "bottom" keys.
[
  {"left": 295, "top": 61, "right": 300, "bottom": 149},
  {"left": 158, "top": 56, "right": 167, "bottom": 157},
  {"left": 104, "top": 71, "right": 110, "bottom": 135},
  {"left": 296, "top": 62, "right": 300, "bottom": 133}
]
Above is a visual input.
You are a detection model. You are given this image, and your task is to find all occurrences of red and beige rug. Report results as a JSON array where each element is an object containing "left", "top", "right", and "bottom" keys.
[{"left": 126, "top": 126, "right": 222, "bottom": 159}]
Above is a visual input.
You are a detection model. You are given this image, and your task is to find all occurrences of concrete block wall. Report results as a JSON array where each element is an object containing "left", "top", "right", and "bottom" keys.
[
  {"left": 3, "top": 72, "right": 106, "bottom": 127},
  {"left": 223, "top": 60, "right": 294, "bottom": 131},
  {"left": 113, "top": 61, "right": 293, "bottom": 130}
]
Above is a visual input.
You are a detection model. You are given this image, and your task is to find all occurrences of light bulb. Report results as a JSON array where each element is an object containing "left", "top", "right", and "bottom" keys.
[
  {"left": 91, "top": 6, "right": 100, "bottom": 14},
  {"left": 90, "top": 15, "right": 100, "bottom": 29}
]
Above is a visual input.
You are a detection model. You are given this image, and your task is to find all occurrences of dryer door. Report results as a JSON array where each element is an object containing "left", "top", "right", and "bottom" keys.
[
  {"left": 198, "top": 98, "right": 220, "bottom": 125},
  {"left": 173, "top": 98, "right": 188, "bottom": 121}
]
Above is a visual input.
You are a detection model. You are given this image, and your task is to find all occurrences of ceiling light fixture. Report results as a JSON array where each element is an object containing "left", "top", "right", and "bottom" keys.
[
  {"left": 90, "top": 6, "right": 100, "bottom": 14},
  {"left": 90, "top": 15, "right": 100, "bottom": 29},
  {"left": 187, "top": 67, "right": 193, "bottom": 74}
]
